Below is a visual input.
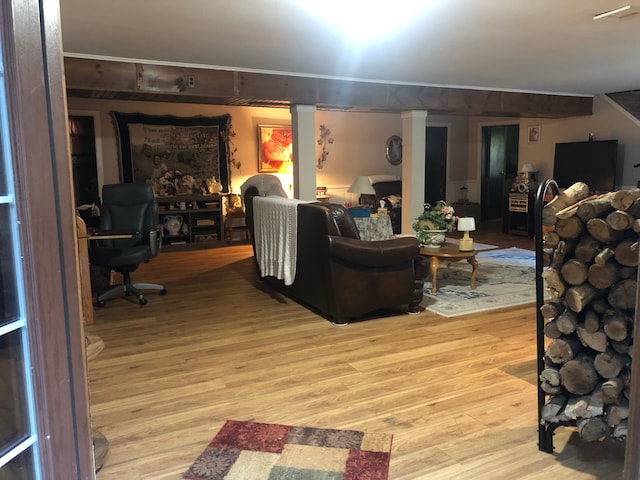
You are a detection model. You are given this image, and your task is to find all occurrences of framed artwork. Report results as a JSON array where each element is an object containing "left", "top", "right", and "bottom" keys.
[
  {"left": 258, "top": 124, "right": 293, "bottom": 172},
  {"left": 111, "top": 112, "right": 231, "bottom": 192},
  {"left": 528, "top": 125, "right": 541, "bottom": 143},
  {"left": 385, "top": 135, "right": 402, "bottom": 165}
]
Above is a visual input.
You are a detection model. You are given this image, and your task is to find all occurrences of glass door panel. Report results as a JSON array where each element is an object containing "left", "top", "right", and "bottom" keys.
[
  {"left": 0, "top": 329, "right": 30, "bottom": 453},
  {"left": 0, "top": 204, "right": 19, "bottom": 325},
  {"left": 0, "top": 33, "right": 38, "bottom": 478}
]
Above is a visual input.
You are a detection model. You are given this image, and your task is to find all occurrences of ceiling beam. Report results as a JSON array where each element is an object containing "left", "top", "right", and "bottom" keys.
[{"left": 64, "top": 58, "right": 592, "bottom": 118}]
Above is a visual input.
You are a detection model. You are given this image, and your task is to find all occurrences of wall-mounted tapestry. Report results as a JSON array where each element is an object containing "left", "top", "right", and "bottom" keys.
[{"left": 111, "top": 112, "right": 231, "bottom": 194}]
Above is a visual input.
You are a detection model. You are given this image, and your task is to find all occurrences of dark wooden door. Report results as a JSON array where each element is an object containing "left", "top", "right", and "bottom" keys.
[
  {"left": 424, "top": 126, "right": 448, "bottom": 206},
  {"left": 69, "top": 115, "right": 99, "bottom": 206},
  {"left": 481, "top": 125, "right": 519, "bottom": 221}
]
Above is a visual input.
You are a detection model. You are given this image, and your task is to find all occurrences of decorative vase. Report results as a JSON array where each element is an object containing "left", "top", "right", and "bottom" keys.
[{"left": 416, "top": 229, "right": 447, "bottom": 249}]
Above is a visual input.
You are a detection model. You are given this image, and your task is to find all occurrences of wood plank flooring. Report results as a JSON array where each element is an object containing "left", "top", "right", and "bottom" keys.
[{"left": 86, "top": 226, "right": 625, "bottom": 479}]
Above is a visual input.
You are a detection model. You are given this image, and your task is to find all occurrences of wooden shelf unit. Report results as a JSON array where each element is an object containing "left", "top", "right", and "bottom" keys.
[{"left": 157, "top": 194, "right": 223, "bottom": 248}]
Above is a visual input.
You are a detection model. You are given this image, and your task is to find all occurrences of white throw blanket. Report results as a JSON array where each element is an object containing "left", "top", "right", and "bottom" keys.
[{"left": 253, "top": 196, "right": 307, "bottom": 286}]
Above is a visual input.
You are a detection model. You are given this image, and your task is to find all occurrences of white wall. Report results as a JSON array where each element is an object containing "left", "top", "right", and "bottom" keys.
[
  {"left": 313, "top": 110, "right": 401, "bottom": 205},
  {"left": 68, "top": 93, "right": 640, "bottom": 210},
  {"left": 520, "top": 95, "right": 640, "bottom": 190},
  {"left": 67, "top": 98, "right": 406, "bottom": 206},
  {"left": 468, "top": 95, "right": 640, "bottom": 192}
]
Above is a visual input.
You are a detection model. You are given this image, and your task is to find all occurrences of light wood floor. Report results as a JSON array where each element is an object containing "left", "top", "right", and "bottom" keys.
[{"left": 86, "top": 225, "right": 625, "bottom": 479}]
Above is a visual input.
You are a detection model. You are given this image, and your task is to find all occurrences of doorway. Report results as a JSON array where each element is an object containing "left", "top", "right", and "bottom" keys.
[
  {"left": 480, "top": 125, "right": 519, "bottom": 221},
  {"left": 424, "top": 126, "right": 448, "bottom": 206},
  {"left": 69, "top": 115, "right": 99, "bottom": 207}
]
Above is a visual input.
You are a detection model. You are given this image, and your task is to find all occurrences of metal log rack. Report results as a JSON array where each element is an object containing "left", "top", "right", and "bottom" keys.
[{"left": 534, "top": 179, "right": 577, "bottom": 453}]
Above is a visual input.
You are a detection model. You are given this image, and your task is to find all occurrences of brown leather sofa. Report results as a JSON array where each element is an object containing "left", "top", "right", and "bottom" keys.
[{"left": 244, "top": 187, "right": 429, "bottom": 324}]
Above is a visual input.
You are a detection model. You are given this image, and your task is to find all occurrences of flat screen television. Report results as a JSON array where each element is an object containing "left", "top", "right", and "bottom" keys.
[{"left": 553, "top": 140, "right": 618, "bottom": 193}]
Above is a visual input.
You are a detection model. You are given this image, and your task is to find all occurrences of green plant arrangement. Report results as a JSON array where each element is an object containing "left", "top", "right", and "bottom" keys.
[
  {"left": 412, "top": 201, "right": 457, "bottom": 247},
  {"left": 412, "top": 200, "right": 458, "bottom": 245},
  {"left": 413, "top": 201, "right": 457, "bottom": 231}
]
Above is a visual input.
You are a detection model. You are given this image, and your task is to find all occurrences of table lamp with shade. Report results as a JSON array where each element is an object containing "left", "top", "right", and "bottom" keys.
[
  {"left": 457, "top": 217, "right": 476, "bottom": 251},
  {"left": 347, "top": 176, "right": 375, "bottom": 205}
]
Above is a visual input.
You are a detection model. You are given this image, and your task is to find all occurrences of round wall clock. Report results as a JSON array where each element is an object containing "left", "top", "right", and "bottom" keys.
[{"left": 385, "top": 135, "right": 402, "bottom": 165}]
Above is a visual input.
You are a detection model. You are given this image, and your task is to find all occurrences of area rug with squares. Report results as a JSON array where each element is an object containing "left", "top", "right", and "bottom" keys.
[
  {"left": 422, "top": 247, "right": 541, "bottom": 317},
  {"left": 183, "top": 420, "right": 393, "bottom": 480}
]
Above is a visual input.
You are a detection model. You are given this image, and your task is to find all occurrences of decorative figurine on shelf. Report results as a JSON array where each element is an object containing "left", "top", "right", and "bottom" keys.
[
  {"left": 177, "top": 174, "right": 197, "bottom": 194},
  {"left": 206, "top": 176, "right": 223, "bottom": 195},
  {"left": 157, "top": 170, "right": 182, "bottom": 195}
]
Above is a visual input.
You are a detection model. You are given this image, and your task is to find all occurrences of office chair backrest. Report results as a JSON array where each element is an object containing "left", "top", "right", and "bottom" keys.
[{"left": 99, "top": 184, "right": 158, "bottom": 248}]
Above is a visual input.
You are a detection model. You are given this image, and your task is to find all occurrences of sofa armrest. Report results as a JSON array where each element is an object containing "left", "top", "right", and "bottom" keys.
[{"left": 326, "top": 235, "right": 419, "bottom": 267}]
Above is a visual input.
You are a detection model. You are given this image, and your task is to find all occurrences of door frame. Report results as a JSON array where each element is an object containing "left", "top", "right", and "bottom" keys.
[{"left": 2, "top": 0, "right": 93, "bottom": 477}]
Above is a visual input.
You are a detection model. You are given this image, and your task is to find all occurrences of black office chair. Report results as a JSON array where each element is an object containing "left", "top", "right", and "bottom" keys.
[{"left": 89, "top": 184, "right": 167, "bottom": 306}]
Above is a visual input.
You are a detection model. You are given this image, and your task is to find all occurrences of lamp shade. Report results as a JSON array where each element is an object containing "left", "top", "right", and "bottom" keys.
[
  {"left": 347, "top": 176, "right": 375, "bottom": 195},
  {"left": 522, "top": 163, "right": 536, "bottom": 172},
  {"left": 457, "top": 217, "right": 476, "bottom": 232}
]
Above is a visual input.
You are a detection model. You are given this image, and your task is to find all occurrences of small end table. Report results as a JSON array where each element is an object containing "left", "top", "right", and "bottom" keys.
[{"left": 420, "top": 242, "right": 478, "bottom": 295}]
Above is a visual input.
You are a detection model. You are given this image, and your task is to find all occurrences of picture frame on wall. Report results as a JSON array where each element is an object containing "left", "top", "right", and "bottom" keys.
[
  {"left": 258, "top": 124, "right": 293, "bottom": 172},
  {"left": 528, "top": 125, "right": 541, "bottom": 143}
]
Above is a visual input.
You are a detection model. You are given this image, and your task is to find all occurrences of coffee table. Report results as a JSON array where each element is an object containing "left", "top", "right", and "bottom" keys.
[{"left": 420, "top": 242, "right": 479, "bottom": 295}]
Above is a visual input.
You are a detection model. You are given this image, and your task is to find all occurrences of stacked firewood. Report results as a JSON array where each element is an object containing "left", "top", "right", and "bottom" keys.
[{"left": 540, "top": 182, "right": 638, "bottom": 442}]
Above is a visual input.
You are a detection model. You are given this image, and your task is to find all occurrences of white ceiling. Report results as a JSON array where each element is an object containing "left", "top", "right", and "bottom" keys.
[{"left": 59, "top": 0, "right": 640, "bottom": 97}]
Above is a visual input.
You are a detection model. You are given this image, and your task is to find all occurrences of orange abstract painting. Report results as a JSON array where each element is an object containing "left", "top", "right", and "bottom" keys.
[{"left": 258, "top": 125, "right": 293, "bottom": 172}]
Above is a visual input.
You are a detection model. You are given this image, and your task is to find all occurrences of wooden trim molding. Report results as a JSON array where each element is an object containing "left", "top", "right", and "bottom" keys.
[{"left": 64, "top": 57, "right": 593, "bottom": 119}]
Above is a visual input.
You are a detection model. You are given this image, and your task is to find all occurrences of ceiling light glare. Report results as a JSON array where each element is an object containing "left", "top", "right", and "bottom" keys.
[
  {"left": 299, "top": 0, "right": 431, "bottom": 43},
  {"left": 593, "top": 5, "right": 631, "bottom": 19}
]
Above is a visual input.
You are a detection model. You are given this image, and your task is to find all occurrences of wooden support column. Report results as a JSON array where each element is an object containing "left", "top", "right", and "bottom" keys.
[
  {"left": 290, "top": 104, "right": 316, "bottom": 201},
  {"left": 401, "top": 111, "right": 428, "bottom": 234}
]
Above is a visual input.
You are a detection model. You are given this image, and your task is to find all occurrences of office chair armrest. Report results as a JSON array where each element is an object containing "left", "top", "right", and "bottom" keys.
[
  {"left": 89, "top": 229, "right": 140, "bottom": 238},
  {"left": 88, "top": 230, "right": 139, "bottom": 245}
]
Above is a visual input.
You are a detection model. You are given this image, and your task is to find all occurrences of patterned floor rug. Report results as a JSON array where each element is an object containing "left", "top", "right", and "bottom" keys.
[
  {"left": 422, "top": 247, "right": 539, "bottom": 317},
  {"left": 183, "top": 420, "right": 393, "bottom": 480}
]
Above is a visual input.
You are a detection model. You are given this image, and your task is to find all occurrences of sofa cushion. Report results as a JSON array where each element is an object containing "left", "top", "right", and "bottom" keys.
[
  {"left": 327, "top": 236, "right": 419, "bottom": 267},
  {"left": 324, "top": 203, "right": 360, "bottom": 239}
]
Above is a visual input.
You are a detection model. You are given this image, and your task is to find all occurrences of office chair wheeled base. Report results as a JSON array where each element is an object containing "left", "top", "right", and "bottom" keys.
[{"left": 95, "top": 271, "right": 167, "bottom": 307}]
